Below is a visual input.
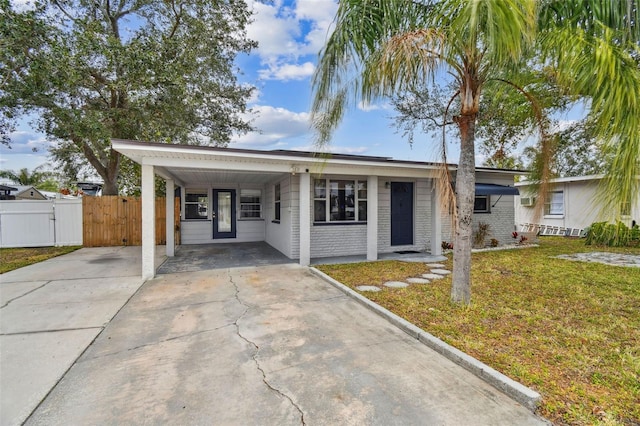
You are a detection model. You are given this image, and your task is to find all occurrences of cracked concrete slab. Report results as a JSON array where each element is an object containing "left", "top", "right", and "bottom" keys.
[
  {"left": 26, "top": 264, "right": 547, "bottom": 425},
  {"left": 1, "top": 276, "right": 144, "bottom": 334},
  {"left": 0, "top": 281, "right": 49, "bottom": 307},
  {"left": 0, "top": 329, "right": 101, "bottom": 426}
]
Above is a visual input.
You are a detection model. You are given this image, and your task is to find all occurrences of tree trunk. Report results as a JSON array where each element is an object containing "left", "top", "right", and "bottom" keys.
[
  {"left": 79, "top": 138, "right": 121, "bottom": 195},
  {"left": 101, "top": 176, "right": 119, "bottom": 195},
  {"left": 101, "top": 148, "right": 121, "bottom": 195},
  {"left": 451, "top": 113, "right": 477, "bottom": 305}
]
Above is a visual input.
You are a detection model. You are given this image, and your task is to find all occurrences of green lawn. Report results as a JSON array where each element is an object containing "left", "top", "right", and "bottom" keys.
[
  {"left": 316, "top": 238, "right": 640, "bottom": 426},
  {"left": 0, "top": 246, "right": 81, "bottom": 274}
]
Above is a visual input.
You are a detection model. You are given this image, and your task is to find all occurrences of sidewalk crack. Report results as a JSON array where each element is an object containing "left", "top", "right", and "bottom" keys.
[
  {"left": 1, "top": 281, "right": 51, "bottom": 309},
  {"left": 229, "top": 271, "right": 305, "bottom": 425},
  {"left": 81, "top": 325, "right": 234, "bottom": 361}
]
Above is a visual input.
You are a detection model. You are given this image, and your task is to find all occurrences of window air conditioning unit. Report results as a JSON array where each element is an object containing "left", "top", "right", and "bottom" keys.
[{"left": 520, "top": 197, "right": 536, "bottom": 207}]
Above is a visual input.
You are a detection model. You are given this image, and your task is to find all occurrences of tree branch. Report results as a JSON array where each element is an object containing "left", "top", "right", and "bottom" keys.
[
  {"left": 168, "top": 1, "right": 184, "bottom": 39},
  {"left": 51, "top": 0, "right": 81, "bottom": 24}
]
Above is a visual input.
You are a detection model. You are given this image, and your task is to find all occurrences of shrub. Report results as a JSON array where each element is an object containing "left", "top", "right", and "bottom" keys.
[
  {"left": 441, "top": 241, "right": 453, "bottom": 250},
  {"left": 585, "top": 221, "right": 640, "bottom": 247},
  {"left": 490, "top": 238, "right": 499, "bottom": 247},
  {"left": 473, "top": 222, "right": 491, "bottom": 248}
]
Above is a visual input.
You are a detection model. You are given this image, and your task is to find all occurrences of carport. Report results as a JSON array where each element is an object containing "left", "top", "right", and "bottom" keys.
[{"left": 112, "top": 139, "right": 450, "bottom": 280}]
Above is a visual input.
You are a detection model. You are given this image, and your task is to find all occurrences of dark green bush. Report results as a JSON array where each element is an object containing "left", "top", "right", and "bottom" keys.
[{"left": 585, "top": 221, "right": 640, "bottom": 247}]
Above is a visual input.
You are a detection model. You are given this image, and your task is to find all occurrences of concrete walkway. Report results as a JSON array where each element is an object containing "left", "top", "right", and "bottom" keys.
[{"left": 2, "top": 248, "right": 547, "bottom": 425}]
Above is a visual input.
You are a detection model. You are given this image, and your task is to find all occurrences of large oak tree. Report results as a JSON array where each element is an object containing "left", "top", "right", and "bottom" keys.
[{"left": 1, "top": 0, "right": 256, "bottom": 194}]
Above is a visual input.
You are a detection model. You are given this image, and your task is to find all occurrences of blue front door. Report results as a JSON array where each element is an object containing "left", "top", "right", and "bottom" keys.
[
  {"left": 391, "top": 182, "right": 413, "bottom": 246},
  {"left": 213, "top": 189, "right": 236, "bottom": 239}
]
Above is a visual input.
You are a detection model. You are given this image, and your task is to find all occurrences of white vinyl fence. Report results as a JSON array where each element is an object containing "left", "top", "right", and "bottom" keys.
[{"left": 0, "top": 199, "right": 83, "bottom": 248}]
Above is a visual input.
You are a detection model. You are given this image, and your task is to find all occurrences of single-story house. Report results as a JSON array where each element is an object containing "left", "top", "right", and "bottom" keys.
[
  {"left": 6, "top": 185, "right": 48, "bottom": 200},
  {"left": 112, "top": 139, "right": 520, "bottom": 279},
  {"left": 515, "top": 175, "right": 640, "bottom": 235}
]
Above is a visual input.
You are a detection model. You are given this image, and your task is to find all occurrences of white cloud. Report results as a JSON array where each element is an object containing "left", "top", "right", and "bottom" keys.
[
  {"left": 247, "top": 1, "right": 301, "bottom": 61},
  {"left": 357, "top": 101, "right": 392, "bottom": 112},
  {"left": 293, "top": 0, "right": 338, "bottom": 55},
  {"left": 247, "top": 0, "right": 337, "bottom": 81},
  {"left": 2, "top": 131, "right": 51, "bottom": 155},
  {"left": 258, "top": 61, "right": 315, "bottom": 81},
  {"left": 231, "top": 105, "right": 311, "bottom": 147}
]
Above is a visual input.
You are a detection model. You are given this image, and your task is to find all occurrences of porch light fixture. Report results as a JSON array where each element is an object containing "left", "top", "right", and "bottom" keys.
[
  {"left": 290, "top": 165, "right": 299, "bottom": 175},
  {"left": 385, "top": 182, "right": 390, "bottom": 189}
]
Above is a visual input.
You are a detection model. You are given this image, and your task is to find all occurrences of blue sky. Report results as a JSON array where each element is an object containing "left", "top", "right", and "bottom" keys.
[{"left": 1, "top": 0, "right": 580, "bottom": 174}]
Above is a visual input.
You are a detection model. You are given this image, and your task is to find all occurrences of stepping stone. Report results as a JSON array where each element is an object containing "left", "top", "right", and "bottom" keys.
[
  {"left": 422, "top": 273, "right": 445, "bottom": 280},
  {"left": 356, "top": 285, "right": 381, "bottom": 292},
  {"left": 426, "top": 263, "right": 446, "bottom": 268},
  {"left": 431, "top": 269, "right": 451, "bottom": 275},
  {"left": 383, "top": 281, "right": 409, "bottom": 288},
  {"left": 407, "top": 277, "right": 430, "bottom": 284}
]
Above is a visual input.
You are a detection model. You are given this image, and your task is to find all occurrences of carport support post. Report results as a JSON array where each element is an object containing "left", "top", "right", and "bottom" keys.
[
  {"left": 299, "top": 172, "right": 311, "bottom": 266},
  {"left": 141, "top": 164, "right": 156, "bottom": 279},
  {"left": 430, "top": 180, "right": 442, "bottom": 255},
  {"left": 165, "top": 179, "right": 175, "bottom": 257},
  {"left": 367, "top": 175, "right": 378, "bottom": 261}
]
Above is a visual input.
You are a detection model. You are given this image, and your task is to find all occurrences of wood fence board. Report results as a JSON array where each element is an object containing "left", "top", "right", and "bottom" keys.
[{"left": 83, "top": 196, "right": 180, "bottom": 247}]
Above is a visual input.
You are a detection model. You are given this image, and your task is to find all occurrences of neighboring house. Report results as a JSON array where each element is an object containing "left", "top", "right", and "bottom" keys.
[
  {"left": 0, "top": 184, "right": 17, "bottom": 200},
  {"left": 8, "top": 185, "right": 48, "bottom": 200},
  {"left": 515, "top": 175, "right": 640, "bottom": 234},
  {"left": 112, "top": 139, "right": 520, "bottom": 279}
]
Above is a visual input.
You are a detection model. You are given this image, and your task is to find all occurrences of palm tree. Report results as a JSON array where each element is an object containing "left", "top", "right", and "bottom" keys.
[
  {"left": 0, "top": 166, "right": 54, "bottom": 187},
  {"left": 536, "top": 1, "right": 640, "bottom": 222},
  {"left": 311, "top": 0, "right": 640, "bottom": 305}
]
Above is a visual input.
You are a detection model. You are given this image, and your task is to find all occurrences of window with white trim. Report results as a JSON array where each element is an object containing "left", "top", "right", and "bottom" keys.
[
  {"left": 274, "top": 183, "right": 281, "bottom": 222},
  {"left": 185, "top": 190, "right": 208, "bottom": 219},
  {"left": 314, "top": 179, "right": 367, "bottom": 222},
  {"left": 474, "top": 195, "right": 490, "bottom": 213},
  {"left": 240, "top": 189, "right": 262, "bottom": 219},
  {"left": 545, "top": 191, "right": 564, "bottom": 215}
]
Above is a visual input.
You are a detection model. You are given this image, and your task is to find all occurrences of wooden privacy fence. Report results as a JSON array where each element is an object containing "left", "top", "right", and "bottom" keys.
[{"left": 83, "top": 196, "right": 180, "bottom": 247}]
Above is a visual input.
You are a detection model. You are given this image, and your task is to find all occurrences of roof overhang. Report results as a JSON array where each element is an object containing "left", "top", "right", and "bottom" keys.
[
  {"left": 112, "top": 139, "right": 523, "bottom": 187},
  {"left": 112, "top": 139, "right": 445, "bottom": 185}
]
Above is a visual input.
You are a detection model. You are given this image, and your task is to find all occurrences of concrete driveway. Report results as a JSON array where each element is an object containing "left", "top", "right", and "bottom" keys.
[
  {"left": 2, "top": 248, "right": 547, "bottom": 425},
  {"left": 0, "top": 246, "right": 164, "bottom": 426}
]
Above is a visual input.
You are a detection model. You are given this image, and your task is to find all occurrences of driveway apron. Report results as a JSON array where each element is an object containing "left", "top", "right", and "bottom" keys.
[{"left": 25, "top": 264, "right": 546, "bottom": 425}]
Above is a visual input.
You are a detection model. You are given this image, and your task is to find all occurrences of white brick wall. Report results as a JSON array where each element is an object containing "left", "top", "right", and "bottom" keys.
[
  {"left": 311, "top": 224, "right": 367, "bottom": 257},
  {"left": 309, "top": 177, "right": 434, "bottom": 258},
  {"left": 472, "top": 195, "right": 516, "bottom": 245},
  {"left": 440, "top": 176, "right": 518, "bottom": 247}
]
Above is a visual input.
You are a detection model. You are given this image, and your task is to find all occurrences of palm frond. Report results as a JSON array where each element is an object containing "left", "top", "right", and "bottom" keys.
[{"left": 539, "top": 17, "right": 640, "bottom": 220}]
